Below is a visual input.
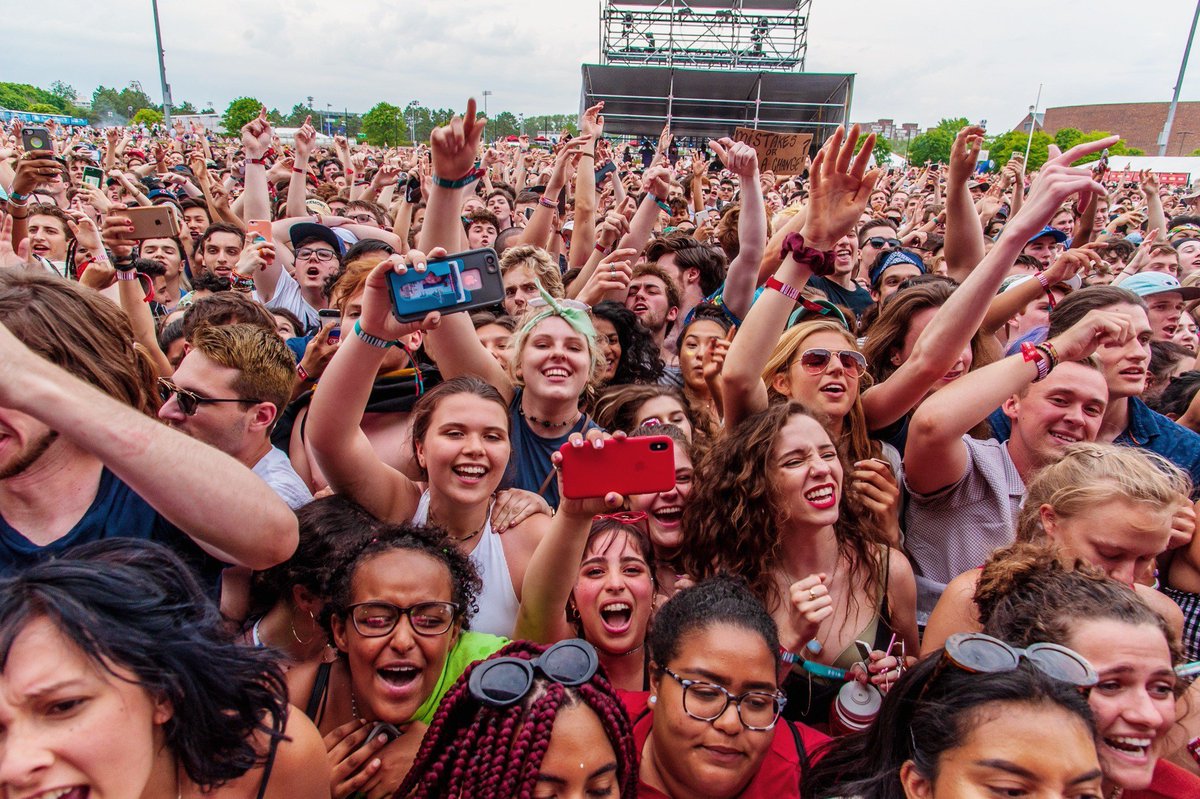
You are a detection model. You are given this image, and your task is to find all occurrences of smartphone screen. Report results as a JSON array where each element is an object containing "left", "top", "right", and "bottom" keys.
[
  {"left": 82, "top": 166, "right": 103, "bottom": 190},
  {"left": 392, "top": 261, "right": 468, "bottom": 315},
  {"left": 317, "top": 309, "right": 341, "bottom": 344}
]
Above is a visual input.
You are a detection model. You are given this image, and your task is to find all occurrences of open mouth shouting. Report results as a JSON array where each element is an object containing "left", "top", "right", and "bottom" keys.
[
  {"left": 804, "top": 483, "right": 837, "bottom": 510},
  {"left": 599, "top": 600, "right": 635, "bottom": 636},
  {"left": 376, "top": 660, "right": 422, "bottom": 700}
]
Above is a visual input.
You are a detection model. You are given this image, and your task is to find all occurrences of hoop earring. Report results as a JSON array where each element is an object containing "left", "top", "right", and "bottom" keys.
[{"left": 291, "top": 608, "right": 317, "bottom": 646}]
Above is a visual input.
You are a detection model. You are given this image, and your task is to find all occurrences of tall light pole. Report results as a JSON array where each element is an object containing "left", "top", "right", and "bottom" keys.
[
  {"left": 150, "top": 0, "right": 172, "bottom": 127},
  {"left": 407, "top": 100, "right": 420, "bottom": 146},
  {"left": 1023, "top": 84, "right": 1044, "bottom": 164},
  {"left": 482, "top": 90, "right": 493, "bottom": 142},
  {"left": 326, "top": 104, "right": 332, "bottom": 136},
  {"left": 1160, "top": 0, "right": 1200, "bottom": 155}
]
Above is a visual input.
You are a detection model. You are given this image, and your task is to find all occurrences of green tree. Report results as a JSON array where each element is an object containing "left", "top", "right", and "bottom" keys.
[
  {"left": 362, "top": 102, "right": 407, "bottom": 146},
  {"left": 283, "top": 103, "right": 311, "bottom": 127},
  {"left": 267, "top": 108, "right": 284, "bottom": 126},
  {"left": 906, "top": 117, "right": 969, "bottom": 165},
  {"left": 26, "top": 103, "right": 57, "bottom": 114},
  {"left": 92, "top": 82, "right": 157, "bottom": 120},
  {"left": 986, "top": 129, "right": 1054, "bottom": 170},
  {"left": 132, "top": 108, "right": 164, "bottom": 125},
  {"left": 854, "top": 133, "right": 893, "bottom": 167},
  {"left": 222, "top": 97, "right": 263, "bottom": 136},
  {"left": 489, "top": 111, "right": 520, "bottom": 141},
  {"left": 48, "top": 80, "right": 77, "bottom": 108},
  {"left": 174, "top": 100, "right": 198, "bottom": 115},
  {"left": 1054, "top": 128, "right": 1084, "bottom": 151}
]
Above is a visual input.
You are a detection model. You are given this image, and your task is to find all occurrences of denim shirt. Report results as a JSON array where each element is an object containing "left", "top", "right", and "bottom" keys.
[{"left": 987, "top": 398, "right": 1200, "bottom": 498}]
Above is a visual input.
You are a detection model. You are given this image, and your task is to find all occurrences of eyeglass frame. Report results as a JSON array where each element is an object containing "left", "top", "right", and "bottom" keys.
[
  {"left": 793, "top": 348, "right": 868, "bottom": 378},
  {"left": 156, "top": 378, "right": 264, "bottom": 416},
  {"left": 918, "top": 632, "right": 1098, "bottom": 705},
  {"left": 659, "top": 665, "right": 787, "bottom": 731},
  {"left": 343, "top": 600, "right": 461, "bottom": 638},
  {"left": 295, "top": 246, "right": 339, "bottom": 262},
  {"left": 865, "top": 236, "right": 902, "bottom": 249}
]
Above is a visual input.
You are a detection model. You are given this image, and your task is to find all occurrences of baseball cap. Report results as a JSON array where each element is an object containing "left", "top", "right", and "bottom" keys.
[
  {"left": 289, "top": 222, "right": 347, "bottom": 256},
  {"left": 1120, "top": 272, "right": 1200, "bottom": 301},
  {"left": 869, "top": 249, "right": 927, "bottom": 288},
  {"left": 1026, "top": 226, "right": 1069, "bottom": 245}
]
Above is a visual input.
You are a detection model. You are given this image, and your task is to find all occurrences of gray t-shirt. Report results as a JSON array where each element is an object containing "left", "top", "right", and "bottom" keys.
[
  {"left": 902, "top": 436, "right": 1024, "bottom": 622},
  {"left": 253, "top": 446, "right": 313, "bottom": 510}
]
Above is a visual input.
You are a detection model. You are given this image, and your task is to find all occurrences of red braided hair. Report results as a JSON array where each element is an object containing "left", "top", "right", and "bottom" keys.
[{"left": 394, "top": 640, "right": 639, "bottom": 798}]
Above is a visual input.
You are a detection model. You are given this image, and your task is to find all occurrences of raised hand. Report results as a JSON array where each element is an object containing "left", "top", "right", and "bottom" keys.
[
  {"left": 241, "top": 107, "right": 273, "bottom": 160},
  {"left": 1048, "top": 308, "right": 1137, "bottom": 363},
  {"left": 800, "top": 125, "right": 881, "bottom": 250},
  {"left": 580, "top": 101, "right": 605, "bottom": 138},
  {"left": 708, "top": 137, "right": 758, "bottom": 181},
  {"left": 1018, "top": 136, "right": 1116, "bottom": 233},
  {"left": 0, "top": 215, "right": 33, "bottom": 270},
  {"left": 357, "top": 250, "right": 444, "bottom": 341},
  {"left": 428, "top": 98, "right": 485, "bottom": 184},
  {"left": 294, "top": 116, "right": 317, "bottom": 162},
  {"left": 948, "top": 126, "right": 985, "bottom": 186},
  {"left": 787, "top": 573, "right": 833, "bottom": 649}
]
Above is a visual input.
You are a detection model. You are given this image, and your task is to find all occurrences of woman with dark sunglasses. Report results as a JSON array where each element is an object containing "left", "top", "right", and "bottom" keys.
[
  {"left": 285, "top": 521, "right": 509, "bottom": 799},
  {"left": 395, "top": 639, "right": 639, "bottom": 798},
  {"left": 683, "top": 402, "right": 920, "bottom": 729},
  {"left": 633, "top": 576, "right": 828, "bottom": 799},
  {"left": 801, "top": 635, "right": 1104, "bottom": 799}
]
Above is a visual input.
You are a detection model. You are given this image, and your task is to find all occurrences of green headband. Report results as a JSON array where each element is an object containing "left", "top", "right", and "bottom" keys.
[{"left": 519, "top": 280, "right": 597, "bottom": 341}]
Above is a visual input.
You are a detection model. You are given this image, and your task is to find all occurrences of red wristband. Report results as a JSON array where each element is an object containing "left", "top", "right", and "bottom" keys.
[{"left": 297, "top": 363, "right": 311, "bottom": 382}]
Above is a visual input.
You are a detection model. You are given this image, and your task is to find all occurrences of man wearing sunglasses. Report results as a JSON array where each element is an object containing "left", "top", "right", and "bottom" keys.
[
  {"left": 857, "top": 219, "right": 901, "bottom": 283},
  {"left": 0, "top": 271, "right": 298, "bottom": 582},
  {"left": 158, "top": 323, "right": 311, "bottom": 511}
]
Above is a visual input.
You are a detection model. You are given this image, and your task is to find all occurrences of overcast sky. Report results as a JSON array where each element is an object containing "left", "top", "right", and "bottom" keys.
[{"left": 4, "top": 0, "right": 1198, "bottom": 132}]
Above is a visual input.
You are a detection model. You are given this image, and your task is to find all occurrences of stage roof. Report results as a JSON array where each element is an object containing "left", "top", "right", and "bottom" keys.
[
  {"left": 580, "top": 64, "right": 853, "bottom": 142},
  {"left": 610, "top": 0, "right": 802, "bottom": 9}
]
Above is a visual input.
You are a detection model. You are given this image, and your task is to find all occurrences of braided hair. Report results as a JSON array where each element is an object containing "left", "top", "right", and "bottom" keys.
[{"left": 396, "top": 640, "right": 639, "bottom": 798}]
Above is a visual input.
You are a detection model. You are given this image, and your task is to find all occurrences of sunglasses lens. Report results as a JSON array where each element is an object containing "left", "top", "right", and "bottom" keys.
[
  {"left": 156, "top": 381, "right": 172, "bottom": 403},
  {"left": 479, "top": 661, "right": 531, "bottom": 705},
  {"left": 1026, "top": 646, "right": 1097, "bottom": 686},
  {"left": 800, "top": 349, "right": 831, "bottom": 372},
  {"left": 838, "top": 352, "right": 866, "bottom": 376},
  {"left": 949, "top": 635, "right": 1019, "bottom": 673},
  {"left": 542, "top": 643, "right": 595, "bottom": 685}
]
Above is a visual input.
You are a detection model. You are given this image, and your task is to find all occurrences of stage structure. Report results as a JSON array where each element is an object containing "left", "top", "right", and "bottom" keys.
[{"left": 584, "top": 0, "right": 852, "bottom": 145}]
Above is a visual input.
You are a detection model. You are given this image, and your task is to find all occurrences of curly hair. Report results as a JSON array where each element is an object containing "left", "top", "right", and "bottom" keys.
[
  {"left": 591, "top": 300, "right": 665, "bottom": 385},
  {"left": 0, "top": 540, "right": 289, "bottom": 790},
  {"left": 324, "top": 522, "right": 483, "bottom": 634},
  {"left": 592, "top": 384, "right": 699, "bottom": 438},
  {"left": 681, "top": 402, "right": 888, "bottom": 617},
  {"left": 395, "top": 640, "right": 639, "bottom": 799}
]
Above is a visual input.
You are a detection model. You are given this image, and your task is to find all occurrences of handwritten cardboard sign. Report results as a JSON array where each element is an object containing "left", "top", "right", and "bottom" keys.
[{"left": 733, "top": 127, "right": 813, "bottom": 175}]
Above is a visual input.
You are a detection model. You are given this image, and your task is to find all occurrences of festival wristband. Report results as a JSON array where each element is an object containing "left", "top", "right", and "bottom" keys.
[
  {"left": 353, "top": 319, "right": 394, "bottom": 349},
  {"left": 431, "top": 168, "right": 486, "bottom": 190}
]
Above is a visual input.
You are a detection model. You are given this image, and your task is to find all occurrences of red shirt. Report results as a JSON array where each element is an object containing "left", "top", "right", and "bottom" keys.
[
  {"left": 1124, "top": 760, "right": 1200, "bottom": 799},
  {"left": 620, "top": 690, "right": 828, "bottom": 799}
]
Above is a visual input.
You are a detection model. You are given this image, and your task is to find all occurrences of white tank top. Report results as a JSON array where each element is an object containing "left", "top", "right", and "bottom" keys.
[{"left": 413, "top": 491, "right": 520, "bottom": 638}]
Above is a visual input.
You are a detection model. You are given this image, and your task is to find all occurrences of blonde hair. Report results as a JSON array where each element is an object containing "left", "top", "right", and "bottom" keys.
[
  {"left": 508, "top": 313, "right": 606, "bottom": 397},
  {"left": 189, "top": 323, "right": 296, "bottom": 413},
  {"left": 761, "top": 319, "right": 880, "bottom": 466},
  {"left": 500, "top": 245, "right": 563, "bottom": 299},
  {"left": 1016, "top": 442, "right": 1191, "bottom": 543}
]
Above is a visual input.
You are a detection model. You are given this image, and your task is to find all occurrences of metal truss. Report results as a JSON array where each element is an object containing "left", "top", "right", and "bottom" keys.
[{"left": 600, "top": 0, "right": 811, "bottom": 71}]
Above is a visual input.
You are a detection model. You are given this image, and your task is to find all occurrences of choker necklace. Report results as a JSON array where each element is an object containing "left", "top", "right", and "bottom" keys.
[
  {"left": 616, "top": 643, "right": 645, "bottom": 657},
  {"left": 520, "top": 405, "right": 581, "bottom": 429},
  {"left": 429, "top": 512, "right": 483, "bottom": 544}
]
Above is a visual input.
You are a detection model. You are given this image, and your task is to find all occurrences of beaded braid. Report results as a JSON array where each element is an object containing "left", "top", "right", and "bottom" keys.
[{"left": 395, "top": 640, "right": 639, "bottom": 798}]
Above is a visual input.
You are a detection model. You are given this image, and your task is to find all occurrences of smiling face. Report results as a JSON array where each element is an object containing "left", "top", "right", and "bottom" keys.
[
  {"left": 900, "top": 700, "right": 1103, "bottom": 799},
  {"left": 831, "top": 234, "right": 857, "bottom": 278},
  {"left": 516, "top": 316, "right": 592, "bottom": 404},
  {"left": 1066, "top": 620, "right": 1176, "bottom": 792},
  {"left": 414, "top": 393, "right": 510, "bottom": 507},
  {"left": 331, "top": 549, "right": 461, "bottom": 724},
  {"left": 1176, "top": 240, "right": 1200, "bottom": 277},
  {"left": 772, "top": 330, "right": 862, "bottom": 423},
  {"left": 1041, "top": 497, "right": 1171, "bottom": 586},
  {"left": 1004, "top": 362, "right": 1108, "bottom": 469},
  {"left": 644, "top": 623, "right": 778, "bottom": 799},
  {"left": 571, "top": 529, "right": 655, "bottom": 657},
  {"left": 1173, "top": 311, "right": 1199, "bottom": 354},
  {"left": 630, "top": 445, "right": 693, "bottom": 557},
  {"left": 771, "top": 414, "right": 842, "bottom": 529},
  {"left": 0, "top": 617, "right": 171, "bottom": 799},
  {"left": 678, "top": 320, "right": 726, "bottom": 395}
]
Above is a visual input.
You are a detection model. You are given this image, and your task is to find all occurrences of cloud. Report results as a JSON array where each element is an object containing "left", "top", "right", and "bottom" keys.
[{"left": 4, "top": 0, "right": 1196, "bottom": 133}]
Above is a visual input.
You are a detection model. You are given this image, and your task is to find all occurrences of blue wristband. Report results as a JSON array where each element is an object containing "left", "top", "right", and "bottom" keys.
[{"left": 353, "top": 319, "right": 394, "bottom": 349}]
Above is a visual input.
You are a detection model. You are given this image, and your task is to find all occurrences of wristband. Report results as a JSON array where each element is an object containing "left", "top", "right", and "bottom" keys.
[
  {"left": 595, "top": 243, "right": 613, "bottom": 256},
  {"left": 296, "top": 363, "right": 311, "bottom": 382},
  {"left": 765, "top": 275, "right": 803, "bottom": 302},
  {"left": 246, "top": 157, "right": 268, "bottom": 166},
  {"left": 8, "top": 191, "right": 30, "bottom": 203},
  {"left": 1035, "top": 271, "right": 1051, "bottom": 291},
  {"left": 431, "top": 168, "right": 486, "bottom": 190},
  {"left": 1021, "top": 342, "right": 1051, "bottom": 382},
  {"left": 655, "top": 199, "right": 671, "bottom": 214},
  {"left": 115, "top": 269, "right": 139, "bottom": 281},
  {"left": 353, "top": 319, "right": 395, "bottom": 349},
  {"left": 578, "top": 152, "right": 595, "bottom": 160},
  {"left": 291, "top": 167, "right": 306, "bottom": 175},
  {"left": 231, "top": 274, "right": 255, "bottom": 292},
  {"left": 113, "top": 255, "right": 137, "bottom": 272},
  {"left": 1035, "top": 341, "right": 1059, "bottom": 371},
  {"left": 538, "top": 196, "right": 558, "bottom": 209}
]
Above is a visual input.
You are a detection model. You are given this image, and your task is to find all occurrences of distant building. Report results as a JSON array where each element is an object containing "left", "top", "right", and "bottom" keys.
[
  {"left": 853, "top": 118, "right": 919, "bottom": 142},
  {"left": 1011, "top": 102, "right": 1200, "bottom": 156}
]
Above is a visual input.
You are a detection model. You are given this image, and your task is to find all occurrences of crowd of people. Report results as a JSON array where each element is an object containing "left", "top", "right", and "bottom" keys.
[{"left": 3, "top": 95, "right": 1200, "bottom": 798}]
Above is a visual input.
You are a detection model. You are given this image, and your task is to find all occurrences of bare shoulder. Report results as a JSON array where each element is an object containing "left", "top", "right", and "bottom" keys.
[
  {"left": 212, "top": 706, "right": 331, "bottom": 799},
  {"left": 1136, "top": 584, "right": 1185, "bottom": 643}
]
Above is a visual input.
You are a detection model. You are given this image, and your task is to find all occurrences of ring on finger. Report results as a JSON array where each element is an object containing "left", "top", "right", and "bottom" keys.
[{"left": 808, "top": 588, "right": 818, "bottom": 601}]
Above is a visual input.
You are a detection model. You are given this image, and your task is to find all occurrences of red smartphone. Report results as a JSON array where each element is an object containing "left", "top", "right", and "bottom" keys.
[
  {"left": 558, "top": 435, "right": 675, "bottom": 500},
  {"left": 247, "top": 219, "right": 272, "bottom": 244}
]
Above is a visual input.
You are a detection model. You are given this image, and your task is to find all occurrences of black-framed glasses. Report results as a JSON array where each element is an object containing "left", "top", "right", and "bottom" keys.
[
  {"left": 866, "top": 237, "right": 902, "bottom": 249},
  {"left": 796, "top": 348, "right": 867, "bottom": 378},
  {"left": 296, "top": 247, "right": 337, "bottom": 262},
  {"left": 345, "top": 600, "right": 459, "bottom": 638},
  {"left": 156, "top": 378, "right": 263, "bottom": 416},
  {"left": 469, "top": 639, "right": 599, "bottom": 707},
  {"left": 660, "top": 665, "right": 786, "bottom": 731},
  {"left": 927, "top": 633, "right": 1098, "bottom": 695}
]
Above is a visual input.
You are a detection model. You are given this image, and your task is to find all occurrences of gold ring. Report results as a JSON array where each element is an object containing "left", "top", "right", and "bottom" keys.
[{"left": 809, "top": 588, "right": 818, "bottom": 601}]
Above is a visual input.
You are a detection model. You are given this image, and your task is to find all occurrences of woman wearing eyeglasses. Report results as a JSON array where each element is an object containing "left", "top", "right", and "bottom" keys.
[
  {"left": 975, "top": 548, "right": 1200, "bottom": 799},
  {"left": 395, "top": 639, "right": 639, "bottom": 798},
  {"left": 683, "top": 403, "right": 919, "bottom": 729},
  {"left": 801, "top": 633, "right": 1105, "bottom": 799},
  {"left": 287, "top": 520, "right": 509, "bottom": 799},
  {"left": 630, "top": 576, "right": 827, "bottom": 799}
]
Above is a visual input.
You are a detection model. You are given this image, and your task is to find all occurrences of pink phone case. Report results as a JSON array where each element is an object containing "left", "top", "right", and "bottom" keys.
[{"left": 558, "top": 435, "right": 675, "bottom": 499}]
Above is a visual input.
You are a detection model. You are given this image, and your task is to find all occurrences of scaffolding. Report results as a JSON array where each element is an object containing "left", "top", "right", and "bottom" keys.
[{"left": 600, "top": 0, "right": 811, "bottom": 72}]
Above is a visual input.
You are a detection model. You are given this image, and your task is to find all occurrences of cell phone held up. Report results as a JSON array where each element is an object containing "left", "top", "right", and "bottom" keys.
[
  {"left": 386, "top": 247, "right": 505, "bottom": 323},
  {"left": 317, "top": 308, "right": 341, "bottom": 345},
  {"left": 558, "top": 435, "right": 675, "bottom": 500},
  {"left": 123, "top": 205, "right": 182, "bottom": 240},
  {"left": 82, "top": 166, "right": 104, "bottom": 190},
  {"left": 21, "top": 126, "right": 52, "bottom": 152}
]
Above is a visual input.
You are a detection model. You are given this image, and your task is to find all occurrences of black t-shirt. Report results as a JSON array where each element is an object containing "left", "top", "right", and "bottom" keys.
[
  {"left": 806, "top": 276, "right": 875, "bottom": 318},
  {"left": 0, "top": 468, "right": 224, "bottom": 587}
]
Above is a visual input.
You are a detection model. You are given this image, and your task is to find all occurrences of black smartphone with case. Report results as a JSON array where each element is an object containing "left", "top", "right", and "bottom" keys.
[
  {"left": 22, "top": 126, "right": 52, "bottom": 152},
  {"left": 386, "top": 248, "right": 504, "bottom": 323}
]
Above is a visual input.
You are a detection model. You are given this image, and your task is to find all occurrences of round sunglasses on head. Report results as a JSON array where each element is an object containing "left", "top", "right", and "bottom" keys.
[
  {"left": 942, "top": 632, "right": 1097, "bottom": 687},
  {"left": 469, "top": 639, "right": 599, "bottom": 708},
  {"left": 797, "top": 348, "right": 867, "bottom": 378}
]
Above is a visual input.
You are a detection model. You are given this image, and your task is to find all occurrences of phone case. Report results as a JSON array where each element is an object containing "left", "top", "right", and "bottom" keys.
[
  {"left": 247, "top": 219, "right": 272, "bottom": 244},
  {"left": 125, "top": 206, "right": 181, "bottom": 240},
  {"left": 386, "top": 248, "right": 504, "bottom": 323},
  {"left": 558, "top": 436, "right": 675, "bottom": 500}
]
